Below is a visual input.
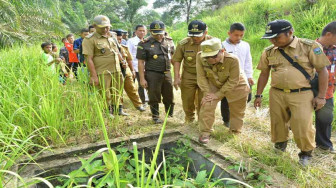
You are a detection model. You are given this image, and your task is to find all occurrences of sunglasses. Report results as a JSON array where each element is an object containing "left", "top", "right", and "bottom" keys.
[{"left": 204, "top": 53, "right": 219, "bottom": 59}]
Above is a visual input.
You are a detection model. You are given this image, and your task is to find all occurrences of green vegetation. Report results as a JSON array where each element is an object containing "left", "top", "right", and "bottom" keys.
[{"left": 2, "top": 0, "right": 336, "bottom": 187}]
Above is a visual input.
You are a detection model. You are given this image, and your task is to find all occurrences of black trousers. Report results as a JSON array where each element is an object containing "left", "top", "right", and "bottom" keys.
[
  {"left": 221, "top": 85, "right": 252, "bottom": 122},
  {"left": 145, "top": 71, "right": 174, "bottom": 107},
  {"left": 315, "top": 98, "right": 334, "bottom": 149},
  {"left": 136, "top": 72, "right": 147, "bottom": 103}
]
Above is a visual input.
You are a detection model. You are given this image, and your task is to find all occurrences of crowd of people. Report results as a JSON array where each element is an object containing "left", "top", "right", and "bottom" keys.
[{"left": 41, "top": 14, "right": 336, "bottom": 167}]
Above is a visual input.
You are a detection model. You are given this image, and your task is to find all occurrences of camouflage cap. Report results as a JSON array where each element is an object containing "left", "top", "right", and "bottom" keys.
[
  {"left": 93, "top": 15, "right": 111, "bottom": 28},
  {"left": 200, "top": 38, "right": 222, "bottom": 58}
]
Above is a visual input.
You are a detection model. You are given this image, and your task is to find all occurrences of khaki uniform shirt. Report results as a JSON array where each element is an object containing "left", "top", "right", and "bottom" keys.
[
  {"left": 120, "top": 44, "right": 133, "bottom": 62},
  {"left": 136, "top": 36, "right": 175, "bottom": 72},
  {"left": 172, "top": 35, "right": 212, "bottom": 74},
  {"left": 82, "top": 32, "right": 121, "bottom": 75},
  {"left": 196, "top": 51, "right": 250, "bottom": 102},
  {"left": 257, "top": 37, "right": 330, "bottom": 89}
]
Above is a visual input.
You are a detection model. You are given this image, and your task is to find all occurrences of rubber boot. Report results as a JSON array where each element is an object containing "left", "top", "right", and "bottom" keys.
[
  {"left": 108, "top": 105, "right": 115, "bottom": 118},
  {"left": 118, "top": 105, "right": 129, "bottom": 116},
  {"left": 150, "top": 104, "right": 163, "bottom": 124}
]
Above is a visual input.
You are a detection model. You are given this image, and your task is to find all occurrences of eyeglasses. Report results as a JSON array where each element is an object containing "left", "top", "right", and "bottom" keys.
[{"left": 204, "top": 53, "right": 218, "bottom": 59}]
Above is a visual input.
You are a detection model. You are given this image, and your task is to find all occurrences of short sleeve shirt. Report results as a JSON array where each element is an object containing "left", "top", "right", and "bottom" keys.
[
  {"left": 257, "top": 37, "right": 330, "bottom": 89},
  {"left": 319, "top": 42, "right": 336, "bottom": 99},
  {"left": 65, "top": 42, "right": 79, "bottom": 63},
  {"left": 82, "top": 32, "right": 121, "bottom": 74},
  {"left": 172, "top": 35, "right": 212, "bottom": 74}
]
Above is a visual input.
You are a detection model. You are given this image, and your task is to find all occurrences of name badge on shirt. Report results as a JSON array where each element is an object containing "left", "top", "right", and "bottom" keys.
[{"left": 331, "top": 64, "right": 335, "bottom": 73}]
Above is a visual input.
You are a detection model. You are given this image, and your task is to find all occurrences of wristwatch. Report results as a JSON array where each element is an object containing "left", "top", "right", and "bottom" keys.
[{"left": 255, "top": 94, "right": 263, "bottom": 98}]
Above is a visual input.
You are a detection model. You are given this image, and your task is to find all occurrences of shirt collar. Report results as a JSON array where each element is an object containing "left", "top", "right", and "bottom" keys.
[
  {"left": 273, "top": 36, "right": 298, "bottom": 50},
  {"left": 225, "top": 38, "right": 241, "bottom": 45}
]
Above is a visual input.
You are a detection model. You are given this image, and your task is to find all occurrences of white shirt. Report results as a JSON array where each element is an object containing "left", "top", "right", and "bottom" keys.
[
  {"left": 126, "top": 36, "right": 142, "bottom": 72},
  {"left": 222, "top": 39, "right": 253, "bottom": 78}
]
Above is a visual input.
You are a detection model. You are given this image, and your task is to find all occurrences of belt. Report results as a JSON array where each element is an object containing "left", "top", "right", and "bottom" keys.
[
  {"left": 147, "top": 70, "right": 170, "bottom": 74},
  {"left": 273, "top": 87, "right": 311, "bottom": 93}
]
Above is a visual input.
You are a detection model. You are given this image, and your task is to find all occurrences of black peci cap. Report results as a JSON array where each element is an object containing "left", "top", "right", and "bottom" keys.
[
  {"left": 149, "top": 21, "right": 165, "bottom": 35},
  {"left": 262, "top": 19, "right": 293, "bottom": 39},
  {"left": 188, "top": 20, "right": 207, "bottom": 37},
  {"left": 113, "top": 29, "right": 124, "bottom": 36}
]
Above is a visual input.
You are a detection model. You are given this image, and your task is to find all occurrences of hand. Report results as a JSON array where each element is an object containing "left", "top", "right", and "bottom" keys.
[
  {"left": 254, "top": 97, "right": 262, "bottom": 109},
  {"left": 140, "top": 78, "right": 148, "bottom": 89},
  {"left": 201, "top": 93, "right": 219, "bottom": 105},
  {"left": 248, "top": 78, "right": 254, "bottom": 86},
  {"left": 121, "top": 60, "right": 127, "bottom": 68},
  {"left": 132, "top": 70, "right": 136, "bottom": 79},
  {"left": 174, "top": 77, "right": 181, "bottom": 90},
  {"left": 90, "top": 75, "right": 99, "bottom": 86},
  {"left": 56, "top": 58, "right": 62, "bottom": 63},
  {"left": 312, "top": 97, "right": 326, "bottom": 111}
]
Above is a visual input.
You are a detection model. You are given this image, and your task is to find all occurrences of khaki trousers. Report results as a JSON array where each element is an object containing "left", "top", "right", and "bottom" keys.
[
  {"left": 269, "top": 88, "right": 315, "bottom": 151},
  {"left": 199, "top": 83, "right": 248, "bottom": 136},
  {"left": 181, "top": 70, "right": 203, "bottom": 122},
  {"left": 95, "top": 72, "right": 123, "bottom": 107},
  {"left": 122, "top": 68, "right": 142, "bottom": 108}
]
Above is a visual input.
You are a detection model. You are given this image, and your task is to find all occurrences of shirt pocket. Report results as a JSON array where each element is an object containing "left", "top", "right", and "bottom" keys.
[
  {"left": 267, "top": 57, "right": 282, "bottom": 71},
  {"left": 218, "top": 71, "right": 230, "bottom": 83}
]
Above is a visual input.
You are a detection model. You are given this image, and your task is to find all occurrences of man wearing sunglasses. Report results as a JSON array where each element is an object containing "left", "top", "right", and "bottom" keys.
[{"left": 196, "top": 38, "right": 250, "bottom": 144}]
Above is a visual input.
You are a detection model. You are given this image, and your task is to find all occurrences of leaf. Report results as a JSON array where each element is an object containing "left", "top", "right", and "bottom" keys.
[
  {"left": 195, "top": 170, "right": 207, "bottom": 185},
  {"left": 103, "top": 152, "right": 114, "bottom": 170},
  {"left": 85, "top": 160, "right": 103, "bottom": 175},
  {"left": 246, "top": 172, "right": 255, "bottom": 180},
  {"left": 68, "top": 169, "right": 87, "bottom": 178}
]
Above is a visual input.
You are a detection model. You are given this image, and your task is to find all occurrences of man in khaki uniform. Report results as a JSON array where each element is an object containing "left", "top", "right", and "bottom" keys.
[
  {"left": 114, "top": 29, "right": 145, "bottom": 112},
  {"left": 173, "top": 20, "right": 212, "bottom": 123},
  {"left": 82, "top": 15, "right": 124, "bottom": 117},
  {"left": 197, "top": 38, "right": 250, "bottom": 144},
  {"left": 254, "top": 20, "right": 329, "bottom": 166}
]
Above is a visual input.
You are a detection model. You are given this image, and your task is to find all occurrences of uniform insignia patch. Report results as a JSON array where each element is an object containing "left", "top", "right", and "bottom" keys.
[
  {"left": 154, "top": 24, "right": 160, "bottom": 29},
  {"left": 265, "top": 25, "right": 272, "bottom": 33},
  {"left": 101, "top": 48, "right": 105, "bottom": 54},
  {"left": 151, "top": 44, "right": 154, "bottom": 48},
  {"left": 203, "top": 46, "right": 212, "bottom": 52},
  {"left": 187, "top": 57, "right": 193, "bottom": 61},
  {"left": 153, "top": 55, "right": 158, "bottom": 59},
  {"left": 313, "top": 47, "right": 322, "bottom": 55},
  {"left": 137, "top": 46, "right": 143, "bottom": 49},
  {"left": 179, "top": 38, "right": 189, "bottom": 45},
  {"left": 191, "top": 24, "right": 199, "bottom": 32}
]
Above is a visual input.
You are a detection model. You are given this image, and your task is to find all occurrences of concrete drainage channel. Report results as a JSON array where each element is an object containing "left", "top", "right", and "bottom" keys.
[{"left": 13, "top": 130, "right": 244, "bottom": 187}]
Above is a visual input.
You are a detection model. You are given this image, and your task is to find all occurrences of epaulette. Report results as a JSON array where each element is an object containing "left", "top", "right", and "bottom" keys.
[
  {"left": 165, "top": 36, "right": 173, "bottom": 40},
  {"left": 179, "top": 37, "right": 189, "bottom": 45},
  {"left": 141, "top": 36, "right": 151, "bottom": 43},
  {"left": 205, "top": 35, "right": 213, "bottom": 40},
  {"left": 85, "top": 33, "right": 94, "bottom": 38},
  {"left": 265, "top": 44, "right": 274, "bottom": 51},
  {"left": 301, "top": 38, "right": 314, "bottom": 46}
]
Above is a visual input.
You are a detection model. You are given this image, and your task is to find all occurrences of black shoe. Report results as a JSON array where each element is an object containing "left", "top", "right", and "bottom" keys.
[
  {"left": 136, "top": 106, "right": 145, "bottom": 112},
  {"left": 298, "top": 151, "right": 312, "bottom": 167},
  {"left": 223, "top": 121, "right": 230, "bottom": 128},
  {"left": 274, "top": 141, "right": 288, "bottom": 152},
  {"left": 153, "top": 118, "right": 163, "bottom": 124},
  {"left": 299, "top": 155, "right": 312, "bottom": 167},
  {"left": 118, "top": 105, "right": 129, "bottom": 116}
]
